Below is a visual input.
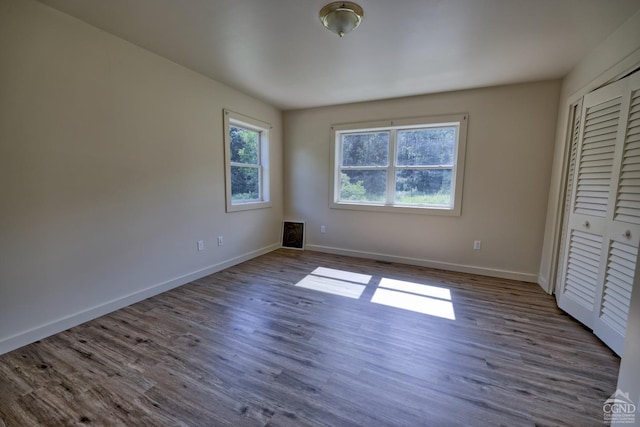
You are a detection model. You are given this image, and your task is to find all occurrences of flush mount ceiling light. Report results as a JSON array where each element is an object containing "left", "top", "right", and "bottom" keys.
[{"left": 319, "top": 2, "right": 364, "bottom": 37}]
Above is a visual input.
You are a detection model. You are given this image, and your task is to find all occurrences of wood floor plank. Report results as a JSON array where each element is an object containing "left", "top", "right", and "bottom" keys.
[{"left": 0, "top": 249, "right": 620, "bottom": 426}]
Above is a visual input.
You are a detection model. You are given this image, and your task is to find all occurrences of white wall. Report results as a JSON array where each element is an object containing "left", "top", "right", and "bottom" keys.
[
  {"left": 0, "top": 0, "right": 283, "bottom": 355},
  {"left": 283, "top": 81, "right": 561, "bottom": 282}
]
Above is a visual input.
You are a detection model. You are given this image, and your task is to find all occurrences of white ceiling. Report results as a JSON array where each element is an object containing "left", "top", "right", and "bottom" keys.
[{"left": 37, "top": 0, "right": 640, "bottom": 110}]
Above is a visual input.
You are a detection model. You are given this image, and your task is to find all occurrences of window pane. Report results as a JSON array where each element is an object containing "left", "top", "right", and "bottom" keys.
[
  {"left": 230, "top": 125, "right": 259, "bottom": 164},
  {"left": 397, "top": 128, "right": 455, "bottom": 166},
  {"left": 231, "top": 166, "right": 259, "bottom": 201},
  {"left": 339, "top": 170, "right": 387, "bottom": 202},
  {"left": 395, "top": 169, "right": 452, "bottom": 206},
  {"left": 341, "top": 132, "right": 389, "bottom": 167}
]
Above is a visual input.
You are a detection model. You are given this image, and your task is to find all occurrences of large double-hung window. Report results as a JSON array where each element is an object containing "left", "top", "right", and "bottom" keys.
[{"left": 331, "top": 114, "right": 467, "bottom": 215}]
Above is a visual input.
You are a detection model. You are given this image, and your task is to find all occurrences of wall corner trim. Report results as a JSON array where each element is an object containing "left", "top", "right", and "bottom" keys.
[{"left": 538, "top": 275, "right": 552, "bottom": 295}]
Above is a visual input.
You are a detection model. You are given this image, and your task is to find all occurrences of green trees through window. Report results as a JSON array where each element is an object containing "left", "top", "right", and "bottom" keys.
[
  {"left": 395, "top": 128, "right": 454, "bottom": 205},
  {"left": 334, "top": 116, "right": 466, "bottom": 214},
  {"left": 339, "top": 127, "right": 456, "bottom": 205},
  {"left": 229, "top": 125, "right": 260, "bottom": 201},
  {"left": 223, "top": 109, "right": 271, "bottom": 212}
]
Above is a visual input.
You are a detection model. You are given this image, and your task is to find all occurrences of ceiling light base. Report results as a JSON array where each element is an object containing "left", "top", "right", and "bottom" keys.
[{"left": 319, "top": 2, "right": 364, "bottom": 37}]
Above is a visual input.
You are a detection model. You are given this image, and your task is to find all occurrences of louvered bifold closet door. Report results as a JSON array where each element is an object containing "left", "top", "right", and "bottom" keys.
[
  {"left": 593, "top": 72, "right": 640, "bottom": 355},
  {"left": 557, "top": 80, "right": 625, "bottom": 330},
  {"left": 555, "top": 102, "right": 581, "bottom": 309}
]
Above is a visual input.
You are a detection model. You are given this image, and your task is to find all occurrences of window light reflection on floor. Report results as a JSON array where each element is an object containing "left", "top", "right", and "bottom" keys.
[
  {"left": 310, "top": 267, "right": 372, "bottom": 284},
  {"left": 294, "top": 267, "right": 371, "bottom": 299},
  {"left": 293, "top": 267, "right": 455, "bottom": 320},
  {"left": 371, "top": 278, "right": 456, "bottom": 320}
]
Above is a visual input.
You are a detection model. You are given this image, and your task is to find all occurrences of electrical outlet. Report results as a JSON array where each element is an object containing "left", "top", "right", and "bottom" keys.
[
  {"left": 473, "top": 240, "right": 481, "bottom": 250},
  {"left": 320, "top": 225, "right": 326, "bottom": 233},
  {"left": 197, "top": 240, "right": 205, "bottom": 251},
  {"left": 217, "top": 236, "right": 224, "bottom": 246}
]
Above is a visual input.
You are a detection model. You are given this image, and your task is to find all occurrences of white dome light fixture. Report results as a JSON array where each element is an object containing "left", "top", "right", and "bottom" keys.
[{"left": 319, "top": 2, "right": 364, "bottom": 37}]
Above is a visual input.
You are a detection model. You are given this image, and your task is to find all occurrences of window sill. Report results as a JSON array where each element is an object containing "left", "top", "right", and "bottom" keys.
[
  {"left": 330, "top": 201, "right": 461, "bottom": 216},
  {"left": 226, "top": 200, "right": 272, "bottom": 213}
]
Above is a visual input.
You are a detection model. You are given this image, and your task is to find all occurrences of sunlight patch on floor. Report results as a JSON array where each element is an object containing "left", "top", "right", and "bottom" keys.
[
  {"left": 294, "top": 267, "right": 455, "bottom": 319},
  {"left": 295, "top": 268, "right": 368, "bottom": 299},
  {"left": 378, "top": 278, "right": 452, "bottom": 300},
  {"left": 310, "top": 267, "right": 372, "bottom": 284},
  {"left": 372, "top": 279, "right": 456, "bottom": 320}
]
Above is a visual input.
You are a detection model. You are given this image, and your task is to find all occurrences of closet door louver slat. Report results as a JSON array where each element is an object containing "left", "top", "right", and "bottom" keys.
[
  {"left": 615, "top": 90, "right": 640, "bottom": 224},
  {"left": 600, "top": 241, "right": 637, "bottom": 336},
  {"left": 574, "top": 98, "right": 621, "bottom": 217},
  {"left": 564, "top": 230, "right": 603, "bottom": 309}
]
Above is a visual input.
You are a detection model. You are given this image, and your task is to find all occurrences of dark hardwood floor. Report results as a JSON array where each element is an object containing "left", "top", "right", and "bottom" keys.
[{"left": 0, "top": 249, "right": 620, "bottom": 426}]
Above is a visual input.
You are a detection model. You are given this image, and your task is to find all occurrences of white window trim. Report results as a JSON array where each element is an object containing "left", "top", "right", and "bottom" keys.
[
  {"left": 223, "top": 109, "right": 272, "bottom": 213},
  {"left": 329, "top": 113, "right": 468, "bottom": 216}
]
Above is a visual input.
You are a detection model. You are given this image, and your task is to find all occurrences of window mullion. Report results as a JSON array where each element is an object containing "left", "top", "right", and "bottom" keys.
[
  {"left": 335, "top": 136, "right": 341, "bottom": 203},
  {"left": 258, "top": 132, "right": 263, "bottom": 201},
  {"left": 230, "top": 163, "right": 260, "bottom": 168},
  {"left": 386, "top": 129, "right": 397, "bottom": 205},
  {"left": 395, "top": 165, "right": 453, "bottom": 170},
  {"left": 259, "top": 165, "right": 263, "bottom": 201},
  {"left": 340, "top": 166, "right": 388, "bottom": 171}
]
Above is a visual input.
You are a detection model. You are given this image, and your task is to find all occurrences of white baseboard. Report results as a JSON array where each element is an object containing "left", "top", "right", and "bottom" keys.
[
  {"left": 0, "top": 243, "right": 280, "bottom": 356},
  {"left": 306, "top": 244, "right": 538, "bottom": 283}
]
